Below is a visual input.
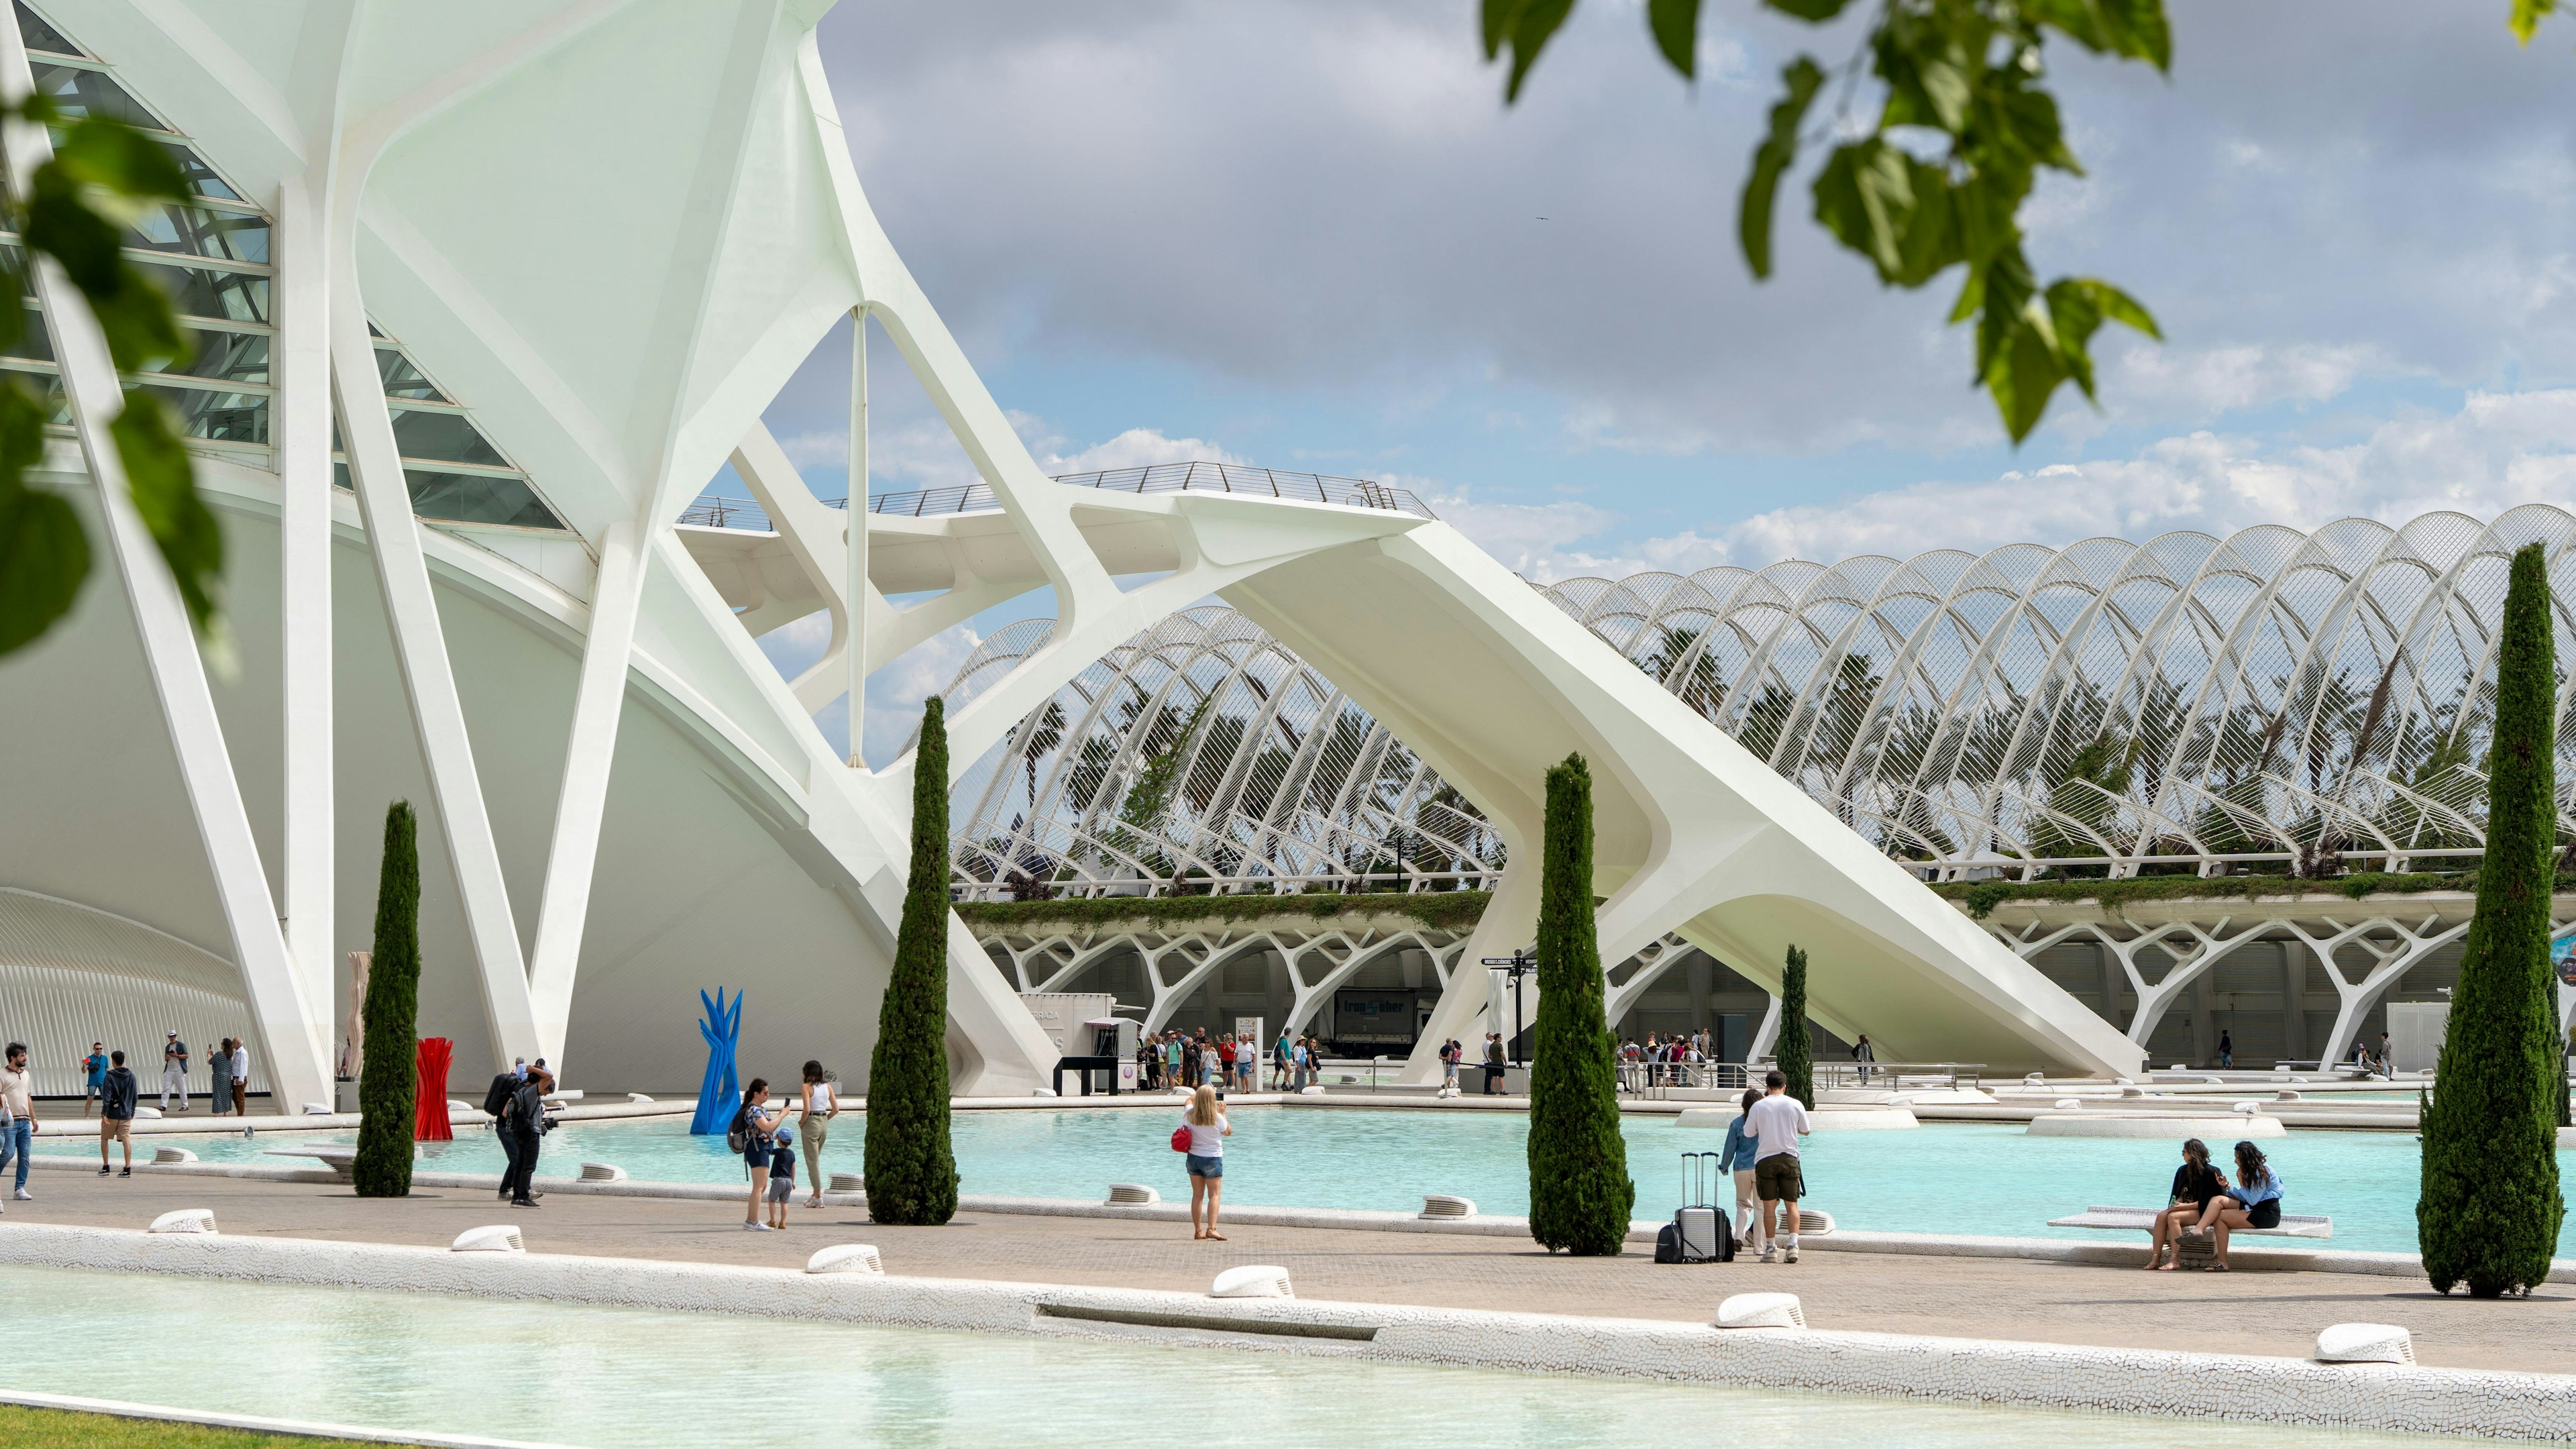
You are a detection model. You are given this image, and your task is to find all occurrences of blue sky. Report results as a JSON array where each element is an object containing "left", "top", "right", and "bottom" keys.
[{"left": 739, "top": 0, "right": 2576, "bottom": 761}]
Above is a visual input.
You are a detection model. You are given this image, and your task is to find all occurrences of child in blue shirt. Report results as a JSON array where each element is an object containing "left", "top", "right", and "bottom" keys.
[{"left": 765, "top": 1127, "right": 796, "bottom": 1228}]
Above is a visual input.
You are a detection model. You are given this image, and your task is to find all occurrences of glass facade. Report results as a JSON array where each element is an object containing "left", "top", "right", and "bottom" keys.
[{"left": 9, "top": 2, "right": 566, "bottom": 533}]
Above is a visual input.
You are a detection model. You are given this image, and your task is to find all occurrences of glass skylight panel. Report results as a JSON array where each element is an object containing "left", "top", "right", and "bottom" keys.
[
  {"left": 14, "top": 3, "right": 78, "bottom": 56},
  {"left": 373, "top": 347, "right": 450, "bottom": 402}
]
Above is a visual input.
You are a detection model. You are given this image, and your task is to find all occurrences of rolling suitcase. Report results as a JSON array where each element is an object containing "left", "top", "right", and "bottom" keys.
[{"left": 1670, "top": 1151, "right": 1734, "bottom": 1263}]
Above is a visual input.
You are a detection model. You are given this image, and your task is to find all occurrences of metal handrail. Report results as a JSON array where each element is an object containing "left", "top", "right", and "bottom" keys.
[{"left": 676, "top": 460, "right": 1435, "bottom": 532}]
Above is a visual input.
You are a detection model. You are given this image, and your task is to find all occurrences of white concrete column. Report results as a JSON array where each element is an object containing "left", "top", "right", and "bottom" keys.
[
  {"left": 0, "top": 28, "right": 332, "bottom": 1109},
  {"left": 1748, "top": 994, "right": 1783, "bottom": 1061},
  {"left": 525, "top": 517, "right": 652, "bottom": 1068},
  {"left": 327, "top": 224, "right": 541, "bottom": 1071},
  {"left": 2281, "top": 939, "right": 2309, "bottom": 1063},
  {"left": 847, "top": 307, "right": 869, "bottom": 768},
  {"left": 272, "top": 174, "right": 335, "bottom": 1036}
]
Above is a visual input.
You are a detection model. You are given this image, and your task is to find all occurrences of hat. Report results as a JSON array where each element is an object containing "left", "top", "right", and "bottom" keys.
[{"left": 166, "top": 1029, "right": 178, "bottom": 1036}]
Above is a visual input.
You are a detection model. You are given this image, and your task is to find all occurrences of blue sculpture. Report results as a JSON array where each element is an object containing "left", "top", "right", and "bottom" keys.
[{"left": 690, "top": 987, "right": 743, "bottom": 1136}]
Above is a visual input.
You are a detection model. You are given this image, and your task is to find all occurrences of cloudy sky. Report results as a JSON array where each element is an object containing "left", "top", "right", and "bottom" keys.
[{"left": 753, "top": 0, "right": 2576, "bottom": 759}]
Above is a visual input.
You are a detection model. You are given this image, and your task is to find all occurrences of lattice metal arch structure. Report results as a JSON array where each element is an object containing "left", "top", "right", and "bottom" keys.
[
  {"left": 953, "top": 508, "right": 2576, "bottom": 894},
  {"left": 950, "top": 606, "right": 1505, "bottom": 898},
  {"left": 1544, "top": 506, "right": 2576, "bottom": 878}
]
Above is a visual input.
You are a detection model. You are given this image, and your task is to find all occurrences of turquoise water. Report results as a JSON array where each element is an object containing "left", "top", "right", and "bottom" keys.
[
  {"left": 0, "top": 1265, "right": 2493, "bottom": 1447},
  {"left": 58, "top": 1108, "right": 2576, "bottom": 1257}
]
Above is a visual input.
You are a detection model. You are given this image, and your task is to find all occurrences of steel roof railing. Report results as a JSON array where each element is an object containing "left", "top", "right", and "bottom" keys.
[{"left": 676, "top": 460, "right": 1434, "bottom": 532}]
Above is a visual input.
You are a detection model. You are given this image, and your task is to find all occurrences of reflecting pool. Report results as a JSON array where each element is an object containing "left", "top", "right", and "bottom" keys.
[
  {"left": 0, "top": 1265, "right": 2497, "bottom": 1448},
  {"left": 50, "top": 1108, "right": 2572, "bottom": 1257}
]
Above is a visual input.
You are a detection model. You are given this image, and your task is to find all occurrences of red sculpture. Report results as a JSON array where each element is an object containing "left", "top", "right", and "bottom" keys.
[{"left": 415, "top": 1037, "right": 454, "bottom": 1141}]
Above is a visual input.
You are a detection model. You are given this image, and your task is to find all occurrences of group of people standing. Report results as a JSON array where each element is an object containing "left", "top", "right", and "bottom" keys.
[
  {"left": 77, "top": 1033, "right": 252, "bottom": 1120},
  {"left": 729, "top": 1061, "right": 843, "bottom": 1230},
  {"left": 1437, "top": 1034, "right": 1509, "bottom": 1093},
  {"left": 1134, "top": 1028, "right": 1338, "bottom": 1092}
]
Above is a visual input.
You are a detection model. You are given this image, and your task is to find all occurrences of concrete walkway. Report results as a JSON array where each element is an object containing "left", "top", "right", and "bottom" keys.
[{"left": 1, "top": 1170, "right": 2566, "bottom": 1375}]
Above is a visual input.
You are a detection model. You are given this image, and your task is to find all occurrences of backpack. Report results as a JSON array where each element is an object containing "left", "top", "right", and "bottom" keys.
[
  {"left": 482, "top": 1073, "right": 517, "bottom": 1118},
  {"left": 726, "top": 1104, "right": 755, "bottom": 1155}
]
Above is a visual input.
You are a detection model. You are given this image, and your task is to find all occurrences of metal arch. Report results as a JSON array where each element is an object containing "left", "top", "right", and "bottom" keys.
[{"left": 949, "top": 508, "right": 2576, "bottom": 892}]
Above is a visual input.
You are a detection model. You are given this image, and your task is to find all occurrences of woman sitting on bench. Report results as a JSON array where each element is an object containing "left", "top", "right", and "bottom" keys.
[
  {"left": 2180, "top": 1140, "right": 2284, "bottom": 1271},
  {"left": 2143, "top": 1138, "right": 2226, "bottom": 1271}
]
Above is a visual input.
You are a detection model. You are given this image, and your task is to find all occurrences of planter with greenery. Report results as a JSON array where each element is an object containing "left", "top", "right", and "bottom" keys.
[
  {"left": 1525, "top": 753, "right": 1633, "bottom": 1256},
  {"left": 353, "top": 801, "right": 421, "bottom": 1198},
  {"left": 865, "top": 696, "right": 961, "bottom": 1226}
]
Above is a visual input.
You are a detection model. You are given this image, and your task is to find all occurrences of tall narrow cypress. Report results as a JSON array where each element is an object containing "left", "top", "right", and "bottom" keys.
[
  {"left": 2419, "top": 541, "right": 2565, "bottom": 1297},
  {"left": 1778, "top": 945, "right": 1814, "bottom": 1110},
  {"left": 354, "top": 801, "right": 421, "bottom": 1198},
  {"left": 1525, "top": 754, "right": 1633, "bottom": 1255},
  {"left": 865, "top": 696, "right": 960, "bottom": 1225}
]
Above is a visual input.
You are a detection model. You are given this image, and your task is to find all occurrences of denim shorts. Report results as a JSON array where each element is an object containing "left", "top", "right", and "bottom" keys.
[{"left": 1185, "top": 1153, "right": 1222, "bottom": 1179}]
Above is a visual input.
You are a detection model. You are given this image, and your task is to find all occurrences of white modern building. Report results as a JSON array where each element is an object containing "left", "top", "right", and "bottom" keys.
[{"left": 0, "top": 0, "right": 2147, "bottom": 1107}]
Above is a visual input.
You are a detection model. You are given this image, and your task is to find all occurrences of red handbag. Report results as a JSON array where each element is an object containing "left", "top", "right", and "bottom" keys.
[{"left": 1171, "top": 1124, "right": 1193, "bottom": 1152}]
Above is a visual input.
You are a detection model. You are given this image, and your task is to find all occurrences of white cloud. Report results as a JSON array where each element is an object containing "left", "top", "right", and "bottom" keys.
[
  {"left": 860, "top": 622, "right": 984, "bottom": 769},
  {"left": 1037, "top": 427, "right": 1246, "bottom": 474},
  {"left": 1567, "top": 389, "right": 2576, "bottom": 577}
]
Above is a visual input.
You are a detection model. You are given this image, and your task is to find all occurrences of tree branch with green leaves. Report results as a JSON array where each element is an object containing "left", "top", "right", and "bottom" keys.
[
  {"left": 0, "top": 93, "right": 217, "bottom": 657},
  {"left": 1482, "top": 0, "right": 2562, "bottom": 443}
]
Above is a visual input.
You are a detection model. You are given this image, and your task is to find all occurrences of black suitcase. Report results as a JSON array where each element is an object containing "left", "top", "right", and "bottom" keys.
[{"left": 1663, "top": 1151, "right": 1734, "bottom": 1263}]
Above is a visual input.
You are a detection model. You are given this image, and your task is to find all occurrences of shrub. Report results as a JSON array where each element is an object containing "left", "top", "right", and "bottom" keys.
[
  {"left": 354, "top": 802, "right": 420, "bottom": 1198},
  {"left": 865, "top": 697, "right": 961, "bottom": 1225},
  {"left": 1525, "top": 754, "right": 1633, "bottom": 1256},
  {"left": 1777, "top": 944, "right": 1814, "bottom": 1109},
  {"left": 2418, "top": 542, "right": 2565, "bottom": 1297}
]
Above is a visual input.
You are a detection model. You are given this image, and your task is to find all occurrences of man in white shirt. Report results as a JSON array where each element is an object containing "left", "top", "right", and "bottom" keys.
[
  {"left": 1744, "top": 1069, "right": 1812, "bottom": 1263},
  {"left": 229, "top": 1038, "right": 251, "bottom": 1116},
  {"left": 0, "top": 1042, "right": 33, "bottom": 1201}
]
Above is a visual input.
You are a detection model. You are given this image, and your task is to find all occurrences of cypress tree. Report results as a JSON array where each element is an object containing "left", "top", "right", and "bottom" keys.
[
  {"left": 865, "top": 695, "right": 960, "bottom": 1225},
  {"left": 1777, "top": 945, "right": 1815, "bottom": 1109},
  {"left": 354, "top": 801, "right": 421, "bottom": 1198},
  {"left": 2419, "top": 541, "right": 2565, "bottom": 1297},
  {"left": 1525, "top": 753, "right": 1633, "bottom": 1256}
]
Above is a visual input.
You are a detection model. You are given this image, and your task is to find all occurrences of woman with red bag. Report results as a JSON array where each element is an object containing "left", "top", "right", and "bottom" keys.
[{"left": 1175, "top": 1084, "right": 1232, "bottom": 1240}]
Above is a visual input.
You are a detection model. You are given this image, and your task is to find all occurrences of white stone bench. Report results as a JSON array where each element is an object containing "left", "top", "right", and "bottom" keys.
[{"left": 2049, "top": 1204, "right": 2332, "bottom": 1239}]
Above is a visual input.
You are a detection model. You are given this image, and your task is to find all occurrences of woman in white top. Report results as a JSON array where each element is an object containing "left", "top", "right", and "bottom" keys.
[
  {"left": 1179, "top": 1084, "right": 1232, "bottom": 1240},
  {"left": 799, "top": 1059, "right": 840, "bottom": 1208}
]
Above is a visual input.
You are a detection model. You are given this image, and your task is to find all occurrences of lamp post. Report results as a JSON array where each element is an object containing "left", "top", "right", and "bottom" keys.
[{"left": 1482, "top": 949, "right": 1536, "bottom": 1067}]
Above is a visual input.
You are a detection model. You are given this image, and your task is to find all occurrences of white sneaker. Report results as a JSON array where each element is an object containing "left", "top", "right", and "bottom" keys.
[
  {"left": 741, "top": 1222, "right": 773, "bottom": 1232},
  {"left": 1758, "top": 1247, "right": 1776, "bottom": 1263},
  {"left": 1785, "top": 1245, "right": 1800, "bottom": 1264},
  {"left": 10, "top": 1189, "right": 26, "bottom": 1201}
]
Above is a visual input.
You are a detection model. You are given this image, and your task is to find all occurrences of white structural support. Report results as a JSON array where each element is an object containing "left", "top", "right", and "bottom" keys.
[
  {"left": 847, "top": 309, "right": 869, "bottom": 766},
  {"left": 329, "top": 242, "right": 541, "bottom": 1069},
  {"left": 525, "top": 517, "right": 653, "bottom": 1063},
  {"left": 272, "top": 173, "right": 337, "bottom": 1038},
  {"left": 985, "top": 920, "right": 1470, "bottom": 1040},
  {"left": 0, "top": 25, "right": 330, "bottom": 1108}
]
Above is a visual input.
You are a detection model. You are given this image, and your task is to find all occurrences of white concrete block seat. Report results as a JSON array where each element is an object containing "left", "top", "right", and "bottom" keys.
[
  {"left": 2316, "top": 1323, "right": 2414, "bottom": 1364},
  {"left": 2049, "top": 1205, "right": 2332, "bottom": 1239},
  {"left": 1210, "top": 1266, "right": 1294, "bottom": 1299},
  {"left": 806, "top": 1244, "right": 883, "bottom": 1276},
  {"left": 450, "top": 1226, "right": 525, "bottom": 1254},
  {"left": 146, "top": 1209, "right": 217, "bottom": 1234}
]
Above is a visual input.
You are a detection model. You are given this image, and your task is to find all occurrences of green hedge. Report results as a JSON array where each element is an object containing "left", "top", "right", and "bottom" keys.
[
  {"left": 866, "top": 697, "right": 961, "bottom": 1226},
  {"left": 1525, "top": 755, "right": 1632, "bottom": 1256},
  {"left": 955, "top": 890, "right": 1492, "bottom": 934},
  {"left": 1933, "top": 868, "right": 2526, "bottom": 920},
  {"left": 353, "top": 800, "right": 419, "bottom": 1199},
  {"left": 2419, "top": 542, "right": 2564, "bottom": 1298}
]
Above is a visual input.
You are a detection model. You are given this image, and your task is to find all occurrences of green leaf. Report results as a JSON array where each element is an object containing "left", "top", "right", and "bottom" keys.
[
  {"left": 1482, "top": 0, "right": 1577, "bottom": 101},
  {"left": 22, "top": 168, "right": 186, "bottom": 370},
  {"left": 111, "top": 390, "right": 223, "bottom": 638},
  {"left": 2511, "top": 0, "right": 2558, "bottom": 44},
  {"left": 49, "top": 115, "right": 190, "bottom": 215},
  {"left": 0, "top": 382, "right": 85, "bottom": 657},
  {"left": 1738, "top": 57, "right": 1825, "bottom": 278},
  {"left": 1814, "top": 139, "right": 1961, "bottom": 286},
  {"left": 1762, "top": 0, "right": 1856, "bottom": 21},
  {"left": 1647, "top": 0, "right": 1701, "bottom": 76}
]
